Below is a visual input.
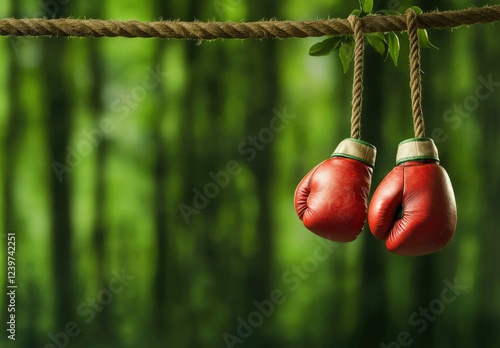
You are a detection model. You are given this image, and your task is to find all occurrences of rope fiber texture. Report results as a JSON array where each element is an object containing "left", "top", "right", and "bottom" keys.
[
  {"left": 406, "top": 8, "right": 425, "bottom": 138},
  {"left": 348, "top": 15, "right": 364, "bottom": 140},
  {"left": 0, "top": 5, "right": 499, "bottom": 39}
]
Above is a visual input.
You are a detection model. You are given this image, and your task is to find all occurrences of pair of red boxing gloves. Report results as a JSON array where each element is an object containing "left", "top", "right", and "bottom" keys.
[{"left": 294, "top": 137, "right": 457, "bottom": 256}]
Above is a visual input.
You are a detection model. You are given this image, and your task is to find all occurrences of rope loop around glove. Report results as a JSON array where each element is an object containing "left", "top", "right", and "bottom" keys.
[
  {"left": 406, "top": 8, "right": 426, "bottom": 138},
  {"left": 348, "top": 15, "right": 364, "bottom": 140}
]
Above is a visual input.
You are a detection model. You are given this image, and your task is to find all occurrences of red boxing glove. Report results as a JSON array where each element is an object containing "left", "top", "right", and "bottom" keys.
[
  {"left": 368, "top": 138, "right": 457, "bottom": 256},
  {"left": 294, "top": 138, "right": 376, "bottom": 242}
]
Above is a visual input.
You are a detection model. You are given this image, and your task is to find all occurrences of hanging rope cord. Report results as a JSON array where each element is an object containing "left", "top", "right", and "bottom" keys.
[
  {"left": 348, "top": 15, "right": 364, "bottom": 140},
  {"left": 0, "top": 5, "right": 499, "bottom": 39},
  {"left": 406, "top": 9, "right": 425, "bottom": 138},
  {"left": 348, "top": 9, "right": 427, "bottom": 140}
]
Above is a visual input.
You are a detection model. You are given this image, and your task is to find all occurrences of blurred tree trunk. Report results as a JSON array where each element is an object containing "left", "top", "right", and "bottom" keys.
[
  {"left": 4, "top": 0, "right": 21, "bottom": 236},
  {"left": 87, "top": 1, "right": 111, "bottom": 343},
  {"left": 152, "top": 0, "right": 170, "bottom": 342},
  {"left": 42, "top": 6, "right": 74, "bottom": 329},
  {"left": 354, "top": 49, "right": 389, "bottom": 347},
  {"left": 474, "top": 8, "right": 500, "bottom": 345},
  {"left": 241, "top": 1, "right": 279, "bottom": 345},
  {"left": 43, "top": 42, "right": 74, "bottom": 327},
  {"left": 4, "top": 0, "right": 25, "bottom": 342},
  {"left": 475, "top": 79, "right": 500, "bottom": 346},
  {"left": 179, "top": 2, "right": 206, "bottom": 346},
  {"left": 181, "top": 6, "right": 229, "bottom": 346}
]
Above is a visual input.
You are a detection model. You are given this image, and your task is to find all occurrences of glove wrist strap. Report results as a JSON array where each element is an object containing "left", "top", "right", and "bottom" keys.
[
  {"left": 396, "top": 137, "right": 439, "bottom": 164},
  {"left": 332, "top": 138, "right": 377, "bottom": 167}
]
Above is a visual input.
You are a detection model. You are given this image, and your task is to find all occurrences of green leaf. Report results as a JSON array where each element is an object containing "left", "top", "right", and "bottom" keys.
[
  {"left": 339, "top": 40, "right": 355, "bottom": 73},
  {"left": 366, "top": 32, "right": 387, "bottom": 56},
  {"left": 386, "top": 32, "right": 400, "bottom": 66},
  {"left": 410, "top": 6, "right": 423, "bottom": 15},
  {"left": 361, "top": 0, "right": 373, "bottom": 14},
  {"left": 350, "top": 9, "right": 362, "bottom": 17},
  {"left": 309, "top": 37, "right": 343, "bottom": 56},
  {"left": 418, "top": 29, "right": 438, "bottom": 49}
]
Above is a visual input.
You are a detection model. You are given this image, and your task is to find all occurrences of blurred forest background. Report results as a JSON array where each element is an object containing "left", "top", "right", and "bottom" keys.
[{"left": 1, "top": 0, "right": 499, "bottom": 347}]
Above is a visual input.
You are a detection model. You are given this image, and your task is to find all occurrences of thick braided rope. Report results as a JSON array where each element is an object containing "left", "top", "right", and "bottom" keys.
[
  {"left": 406, "top": 8, "right": 425, "bottom": 138},
  {"left": 0, "top": 5, "right": 499, "bottom": 39},
  {"left": 348, "top": 15, "right": 364, "bottom": 140}
]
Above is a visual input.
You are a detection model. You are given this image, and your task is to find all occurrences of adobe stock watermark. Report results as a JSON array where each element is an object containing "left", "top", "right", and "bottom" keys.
[
  {"left": 213, "top": 0, "right": 244, "bottom": 20},
  {"left": 223, "top": 238, "right": 339, "bottom": 347},
  {"left": 432, "top": 74, "right": 500, "bottom": 143},
  {"left": 380, "top": 278, "right": 467, "bottom": 348},
  {"left": 43, "top": 268, "right": 135, "bottom": 348},
  {"left": 51, "top": 65, "right": 168, "bottom": 182},
  {"left": 178, "top": 107, "right": 296, "bottom": 224}
]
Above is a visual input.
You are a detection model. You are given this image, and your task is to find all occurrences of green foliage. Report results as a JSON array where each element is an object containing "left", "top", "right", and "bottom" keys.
[
  {"left": 387, "top": 31, "right": 400, "bottom": 66},
  {"left": 410, "top": 5, "right": 423, "bottom": 14},
  {"left": 309, "top": 4, "right": 438, "bottom": 72},
  {"left": 339, "top": 39, "right": 355, "bottom": 73},
  {"left": 309, "top": 37, "right": 344, "bottom": 57},
  {"left": 360, "top": 0, "right": 373, "bottom": 14},
  {"left": 418, "top": 27, "right": 439, "bottom": 49},
  {"left": 308, "top": 35, "right": 355, "bottom": 72},
  {"left": 366, "top": 32, "right": 387, "bottom": 56}
]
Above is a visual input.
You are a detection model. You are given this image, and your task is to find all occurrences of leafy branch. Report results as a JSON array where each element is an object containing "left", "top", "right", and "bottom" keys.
[{"left": 309, "top": 1, "right": 437, "bottom": 72}]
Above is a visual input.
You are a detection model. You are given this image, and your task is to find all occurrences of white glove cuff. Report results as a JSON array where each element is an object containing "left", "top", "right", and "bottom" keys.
[
  {"left": 396, "top": 137, "right": 439, "bottom": 165},
  {"left": 332, "top": 138, "right": 377, "bottom": 167}
]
